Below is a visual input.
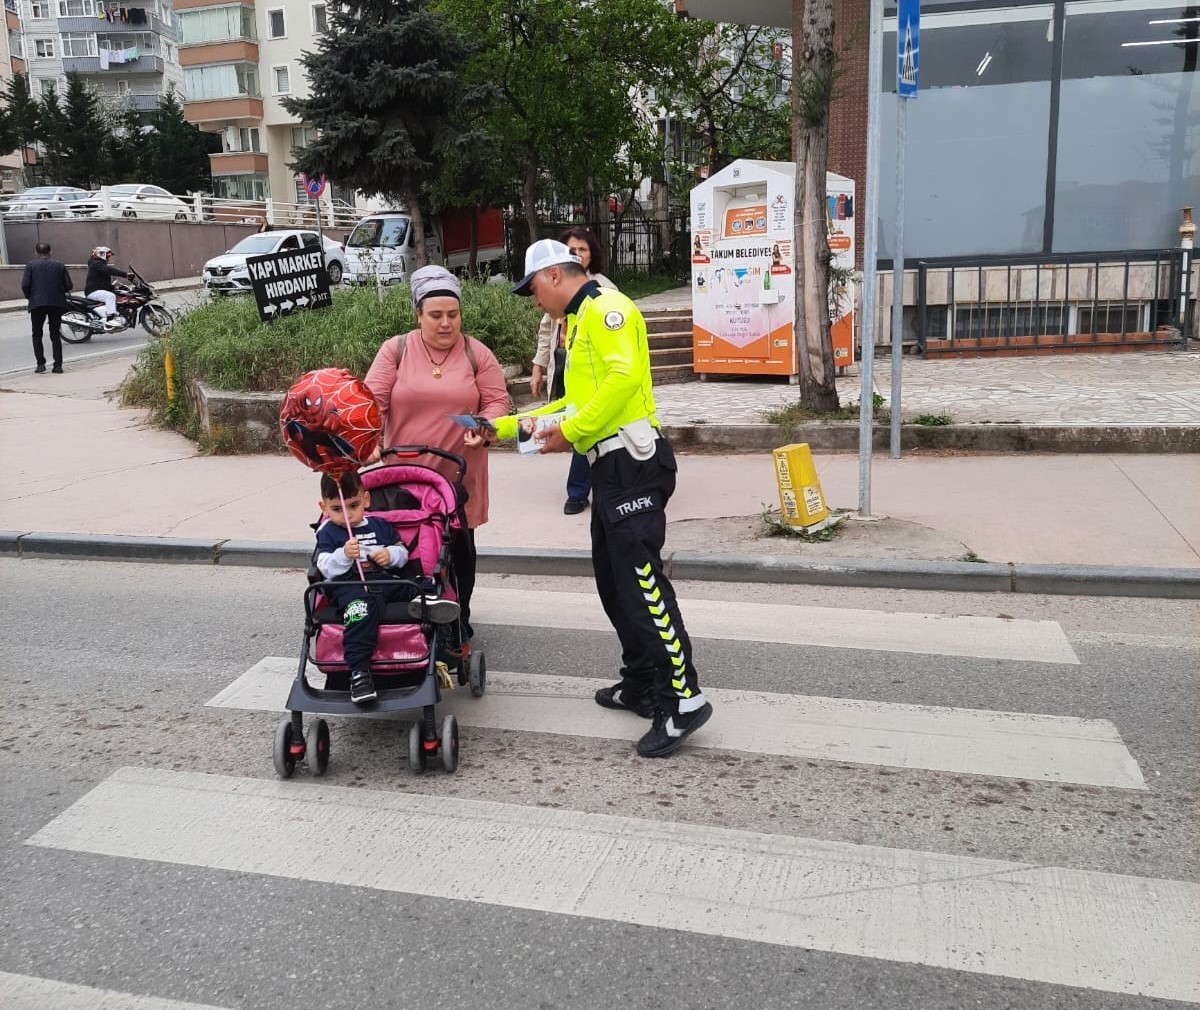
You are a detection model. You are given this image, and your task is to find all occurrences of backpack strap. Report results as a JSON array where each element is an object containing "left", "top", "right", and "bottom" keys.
[{"left": 395, "top": 332, "right": 479, "bottom": 376}]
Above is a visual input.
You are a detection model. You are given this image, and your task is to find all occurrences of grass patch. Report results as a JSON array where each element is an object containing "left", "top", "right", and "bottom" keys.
[
  {"left": 911, "top": 412, "right": 954, "bottom": 426},
  {"left": 609, "top": 270, "right": 683, "bottom": 301},
  {"left": 762, "top": 391, "right": 888, "bottom": 425},
  {"left": 121, "top": 280, "right": 543, "bottom": 433}
]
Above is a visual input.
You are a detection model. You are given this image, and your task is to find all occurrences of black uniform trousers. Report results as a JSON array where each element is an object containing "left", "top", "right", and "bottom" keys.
[
  {"left": 326, "top": 576, "right": 418, "bottom": 673},
  {"left": 588, "top": 437, "right": 703, "bottom": 714},
  {"left": 31, "top": 308, "right": 64, "bottom": 369}
]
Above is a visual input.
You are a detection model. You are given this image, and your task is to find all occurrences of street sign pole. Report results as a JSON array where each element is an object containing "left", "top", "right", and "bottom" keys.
[
  {"left": 858, "top": 0, "right": 885, "bottom": 515},
  {"left": 303, "top": 173, "right": 328, "bottom": 272},
  {"left": 891, "top": 0, "right": 919, "bottom": 460}
]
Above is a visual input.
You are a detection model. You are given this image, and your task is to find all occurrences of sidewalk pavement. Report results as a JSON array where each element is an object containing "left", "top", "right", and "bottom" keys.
[{"left": 2, "top": 344, "right": 1197, "bottom": 596}]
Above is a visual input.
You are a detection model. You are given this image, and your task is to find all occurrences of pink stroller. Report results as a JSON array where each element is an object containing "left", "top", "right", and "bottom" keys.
[{"left": 273, "top": 446, "right": 486, "bottom": 778}]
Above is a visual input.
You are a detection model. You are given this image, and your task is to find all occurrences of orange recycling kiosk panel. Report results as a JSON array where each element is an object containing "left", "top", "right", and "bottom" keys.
[{"left": 690, "top": 160, "right": 856, "bottom": 379}]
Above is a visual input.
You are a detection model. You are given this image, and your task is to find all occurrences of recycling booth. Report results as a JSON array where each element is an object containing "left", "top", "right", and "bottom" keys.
[{"left": 689, "top": 159, "right": 855, "bottom": 379}]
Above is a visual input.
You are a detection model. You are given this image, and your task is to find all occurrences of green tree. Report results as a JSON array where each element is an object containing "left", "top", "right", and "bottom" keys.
[
  {"left": 148, "top": 90, "right": 211, "bottom": 193},
  {"left": 436, "top": 0, "right": 700, "bottom": 241},
  {"left": 62, "top": 72, "right": 112, "bottom": 188},
  {"left": 107, "top": 103, "right": 151, "bottom": 183},
  {"left": 0, "top": 75, "right": 43, "bottom": 187},
  {"left": 37, "top": 87, "right": 69, "bottom": 185},
  {"left": 284, "top": 0, "right": 472, "bottom": 265}
]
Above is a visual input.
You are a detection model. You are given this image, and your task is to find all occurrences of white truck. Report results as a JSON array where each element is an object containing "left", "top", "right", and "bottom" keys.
[{"left": 342, "top": 207, "right": 506, "bottom": 284}]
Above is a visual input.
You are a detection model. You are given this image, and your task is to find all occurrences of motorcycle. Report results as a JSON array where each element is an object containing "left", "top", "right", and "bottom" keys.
[{"left": 61, "top": 264, "right": 175, "bottom": 343}]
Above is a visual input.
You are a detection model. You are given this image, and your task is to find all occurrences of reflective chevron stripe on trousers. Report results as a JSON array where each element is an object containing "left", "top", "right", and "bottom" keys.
[{"left": 589, "top": 438, "right": 705, "bottom": 714}]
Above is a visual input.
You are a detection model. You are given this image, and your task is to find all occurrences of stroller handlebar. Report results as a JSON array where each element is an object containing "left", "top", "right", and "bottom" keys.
[{"left": 379, "top": 444, "right": 467, "bottom": 482}]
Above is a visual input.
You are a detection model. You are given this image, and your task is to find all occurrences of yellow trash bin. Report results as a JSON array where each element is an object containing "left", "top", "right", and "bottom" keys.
[{"left": 773, "top": 442, "right": 830, "bottom": 529}]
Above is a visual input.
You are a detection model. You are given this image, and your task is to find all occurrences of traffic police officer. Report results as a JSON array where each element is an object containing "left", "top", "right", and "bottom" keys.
[{"left": 485, "top": 240, "right": 713, "bottom": 757}]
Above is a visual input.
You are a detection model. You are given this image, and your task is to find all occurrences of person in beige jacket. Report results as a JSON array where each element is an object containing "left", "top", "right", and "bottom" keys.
[{"left": 529, "top": 226, "right": 616, "bottom": 514}]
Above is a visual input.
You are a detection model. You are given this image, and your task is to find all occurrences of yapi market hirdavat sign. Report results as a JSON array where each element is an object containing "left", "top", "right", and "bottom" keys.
[{"left": 247, "top": 248, "right": 332, "bottom": 323}]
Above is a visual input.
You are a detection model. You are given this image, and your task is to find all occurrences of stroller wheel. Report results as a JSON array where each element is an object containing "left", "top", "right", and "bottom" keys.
[
  {"left": 305, "top": 718, "right": 330, "bottom": 776},
  {"left": 407, "top": 722, "right": 426, "bottom": 775},
  {"left": 440, "top": 714, "right": 459, "bottom": 773},
  {"left": 273, "top": 716, "right": 298, "bottom": 778},
  {"left": 468, "top": 651, "right": 486, "bottom": 698}
]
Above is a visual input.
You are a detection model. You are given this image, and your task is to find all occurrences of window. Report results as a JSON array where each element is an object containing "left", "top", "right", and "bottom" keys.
[
  {"left": 38, "top": 76, "right": 60, "bottom": 94},
  {"left": 115, "top": 78, "right": 129, "bottom": 94},
  {"left": 290, "top": 125, "right": 315, "bottom": 150},
  {"left": 30, "top": 0, "right": 46, "bottom": 17},
  {"left": 302, "top": 232, "right": 321, "bottom": 251},
  {"left": 99, "top": 31, "right": 157, "bottom": 53},
  {"left": 272, "top": 64, "right": 289, "bottom": 94},
  {"left": 8, "top": 29, "right": 22, "bottom": 57},
  {"left": 183, "top": 62, "right": 259, "bottom": 100},
  {"left": 279, "top": 234, "right": 300, "bottom": 252},
  {"left": 311, "top": 3, "right": 326, "bottom": 32},
  {"left": 57, "top": 0, "right": 95, "bottom": 14},
  {"left": 213, "top": 173, "right": 269, "bottom": 201},
  {"left": 33, "top": 37, "right": 55, "bottom": 57},
  {"left": 267, "top": 7, "right": 285, "bottom": 38},
  {"left": 178, "top": 5, "right": 255, "bottom": 46},
  {"left": 224, "top": 125, "right": 260, "bottom": 152},
  {"left": 60, "top": 32, "right": 98, "bottom": 57}
]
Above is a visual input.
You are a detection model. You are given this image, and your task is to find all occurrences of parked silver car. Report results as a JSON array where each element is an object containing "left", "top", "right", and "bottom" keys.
[
  {"left": 203, "top": 229, "right": 347, "bottom": 293},
  {"left": 0, "top": 186, "right": 93, "bottom": 220}
]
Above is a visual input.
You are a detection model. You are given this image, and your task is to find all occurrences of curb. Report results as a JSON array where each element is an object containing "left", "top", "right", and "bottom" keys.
[{"left": 4, "top": 530, "right": 1199, "bottom": 600}]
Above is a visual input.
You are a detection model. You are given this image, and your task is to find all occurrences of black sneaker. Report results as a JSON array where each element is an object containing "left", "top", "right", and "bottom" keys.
[
  {"left": 35, "top": 363, "right": 46, "bottom": 373},
  {"left": 594, "top": 682, "right": 655, "bottom": 719},
  {"left": 406, "top": 596, "right": 460, "bottom": 625},
  {"left": 636, "top": 701, "right": 713, "bottom": 758},
  {"left": 563, "top": 498, "right": 588, "bottom": 515},
  {"left": 349, "top": 670, "right": 377, "bottom": 704}
]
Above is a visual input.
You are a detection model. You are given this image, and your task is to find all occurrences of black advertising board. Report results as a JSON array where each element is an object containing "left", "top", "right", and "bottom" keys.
[{"left": 247, "top": 248, "right": 333, "bottom": 323}]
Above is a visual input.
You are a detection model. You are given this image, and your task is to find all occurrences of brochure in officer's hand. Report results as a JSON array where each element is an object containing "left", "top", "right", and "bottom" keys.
[
  {"left": 447, "top": 413, "right": 497, "bottom": 435},
  {"left": 515, "top": 405, "right": 576, "bottom": 455}
]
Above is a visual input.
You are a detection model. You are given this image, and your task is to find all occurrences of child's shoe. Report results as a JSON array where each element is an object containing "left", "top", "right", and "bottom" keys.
[
  {"left": 407, "top": 596, "right": 461, "bottom": 625},
  {"left": 349, "top": 670, "right": 377, "bottom": 704}
]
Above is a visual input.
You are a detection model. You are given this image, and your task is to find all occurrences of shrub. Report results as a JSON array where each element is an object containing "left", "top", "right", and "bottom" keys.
[{"left": 121, "top": 280, "right": 542, "bottom": 427}]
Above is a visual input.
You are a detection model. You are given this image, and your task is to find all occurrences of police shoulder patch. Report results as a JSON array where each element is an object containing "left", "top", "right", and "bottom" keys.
[{"left": 603, "top": 310, "right": 625, "bottom": 330}]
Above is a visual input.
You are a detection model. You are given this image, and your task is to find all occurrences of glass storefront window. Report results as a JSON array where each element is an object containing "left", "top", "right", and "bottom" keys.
[{"left": 1053, "top": 1, "right": 1200, "bottom": 252}]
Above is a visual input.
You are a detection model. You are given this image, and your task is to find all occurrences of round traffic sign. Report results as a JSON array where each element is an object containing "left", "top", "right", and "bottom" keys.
[{"left": 302, "top": 173, "right": 326, "bottom": 199}]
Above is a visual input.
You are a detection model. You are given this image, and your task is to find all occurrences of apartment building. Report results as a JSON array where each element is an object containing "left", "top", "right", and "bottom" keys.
[
  {"left": 17, "top": 0, "right": 183, "bottom": 117},
  {"left": 178, "top": 0, "right": 339, "bottom": 205},
  {"left": 1, "top": 0, "right": 24, "bottom": 189}
]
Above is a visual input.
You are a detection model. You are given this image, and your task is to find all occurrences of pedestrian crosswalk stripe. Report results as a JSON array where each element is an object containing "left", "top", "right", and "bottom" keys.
[
  {"left": 472, "top": 588, "right": 1079, "bottom": 664},
  {"left": 0, "top": 971, "right": 234, "bottom": 1010},
  {"left": 27, "top": 768, "right": 1197, "bottom": 1002},
  {"left": 207, "top": 661, "right": 1146, "bottom": 788}
]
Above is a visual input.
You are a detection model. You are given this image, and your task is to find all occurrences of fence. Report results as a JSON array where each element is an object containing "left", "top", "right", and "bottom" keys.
[{"left": 914, "top": 250, "right": 1192, "bottom": 354}]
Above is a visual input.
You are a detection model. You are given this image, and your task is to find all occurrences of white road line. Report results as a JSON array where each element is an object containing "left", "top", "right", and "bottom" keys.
[
  {"left": 27, "top": 768, "right": 1199, "bottom": 1003},
  {"left": 472, "top": 587, "right": 1080, "bottom": 664},
  {"left": 207, "top": 661, "right": 1146, "bottom": 789},
  {"left": 0, "top": 971, "right": 232, "bottom": 1010}
]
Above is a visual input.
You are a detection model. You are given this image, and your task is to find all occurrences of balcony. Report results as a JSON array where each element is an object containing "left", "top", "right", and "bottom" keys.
[
  {"left": 184, "top": 95, "right": 263, "bottom": 123},
  {"left": 179, "top": 39, "right": 257, "bottom": 65},
  {"left": 63, "top": 54, "right": 165, "bottom": 74},
  {"left": 210, "top": 151, "right": 269, "bottom": 174}
]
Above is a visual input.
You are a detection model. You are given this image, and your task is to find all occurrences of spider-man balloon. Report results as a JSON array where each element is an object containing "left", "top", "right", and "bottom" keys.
[{"left": 280, "top": 368, "right": 380, "bottom": 474}]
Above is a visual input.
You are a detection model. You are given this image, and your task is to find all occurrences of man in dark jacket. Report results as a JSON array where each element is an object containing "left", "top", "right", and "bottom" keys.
[
  {"left": 22, "top": 242, "right": 72, "bottom": 374},
  {"left": 84, "top": 245, "right": 129, "bottom": 328}
]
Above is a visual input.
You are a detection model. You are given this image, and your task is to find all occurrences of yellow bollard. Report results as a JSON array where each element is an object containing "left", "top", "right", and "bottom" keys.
[
  {"left": 163, "top": 340, "right": 177, "bottom": 405},
  {"left": 773, "top": 442, "right": 830, "bottom": 529}
]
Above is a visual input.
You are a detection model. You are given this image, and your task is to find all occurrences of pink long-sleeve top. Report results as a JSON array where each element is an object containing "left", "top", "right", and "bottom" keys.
[{"left": 364, "top": 330, "right": 510, "bottom": 529}]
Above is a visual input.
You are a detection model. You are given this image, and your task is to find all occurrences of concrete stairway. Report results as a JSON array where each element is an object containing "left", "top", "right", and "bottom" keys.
[{"left": 644, "top": 308, "right": 695, "bottom": 384}]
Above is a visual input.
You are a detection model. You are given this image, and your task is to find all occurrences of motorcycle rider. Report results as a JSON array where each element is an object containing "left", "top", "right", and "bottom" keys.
[{"left": 85, "top": 246, "right": 130, "bottom": 330}]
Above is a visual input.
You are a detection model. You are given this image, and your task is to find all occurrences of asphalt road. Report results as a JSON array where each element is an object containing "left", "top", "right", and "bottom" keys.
[
  {"left": 0, "top": 561, "right": 1197, "bottom": 1009},
  {"left": 0, "top": 288, "right": 206, "bottom": 376}
]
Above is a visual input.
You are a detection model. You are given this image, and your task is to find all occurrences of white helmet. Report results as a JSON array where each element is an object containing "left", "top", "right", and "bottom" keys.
[{"left": 92, "top": 245, "right": 113, "bottom": 258}]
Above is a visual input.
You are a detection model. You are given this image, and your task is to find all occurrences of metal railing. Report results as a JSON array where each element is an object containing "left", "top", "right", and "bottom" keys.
[
  {"left": 507, "top": 208, "right": 691, "bottom": 279},
  {"left": 194, "top": 193, "right": 361, "bottom": 230},
  {"left": 915, "top": 250, "right": 1192, "bottom": 354}
]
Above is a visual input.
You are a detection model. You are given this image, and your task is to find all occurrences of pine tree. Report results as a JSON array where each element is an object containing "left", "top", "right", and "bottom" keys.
[
  {"left": 283, "top": 0, "right": 471, "bottom": 265},
  {"left": 147, "top": 90, "right": 211, "bottom": 194},
  {"left": 0, "top": 75, "right": 43, "bottom": 187},
  {"left": 37, "top": 87, "right": 69, "bottom": 185},
  {"left": 107, "top": 103, "right": 150, "bottom": 183},
  {"left": 63, "top": 72, "right": 112, "bottom": 188}
]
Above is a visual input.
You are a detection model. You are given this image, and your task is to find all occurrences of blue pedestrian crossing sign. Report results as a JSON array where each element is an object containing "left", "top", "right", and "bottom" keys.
[
  {"left": 302, "top": 173, "right": 326, "bottom": 199},
  {"left": 898, "top": 0, "right": 920, "bottom": 99}
]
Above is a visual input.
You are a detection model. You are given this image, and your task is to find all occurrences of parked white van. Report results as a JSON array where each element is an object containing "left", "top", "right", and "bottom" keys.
[{"left": 342, "top": 208, "right": 505, "bottom": 284}]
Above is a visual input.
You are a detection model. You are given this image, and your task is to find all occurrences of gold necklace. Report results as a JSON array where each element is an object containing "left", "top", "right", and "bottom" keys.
[{"left": 419, "top": 336, "right": 456, "bottom": 379}]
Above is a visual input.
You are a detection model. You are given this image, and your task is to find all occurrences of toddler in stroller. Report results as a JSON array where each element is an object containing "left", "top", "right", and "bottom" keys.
[{"left": 272, "top": 446, "right": 487, "bottom": 779}]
